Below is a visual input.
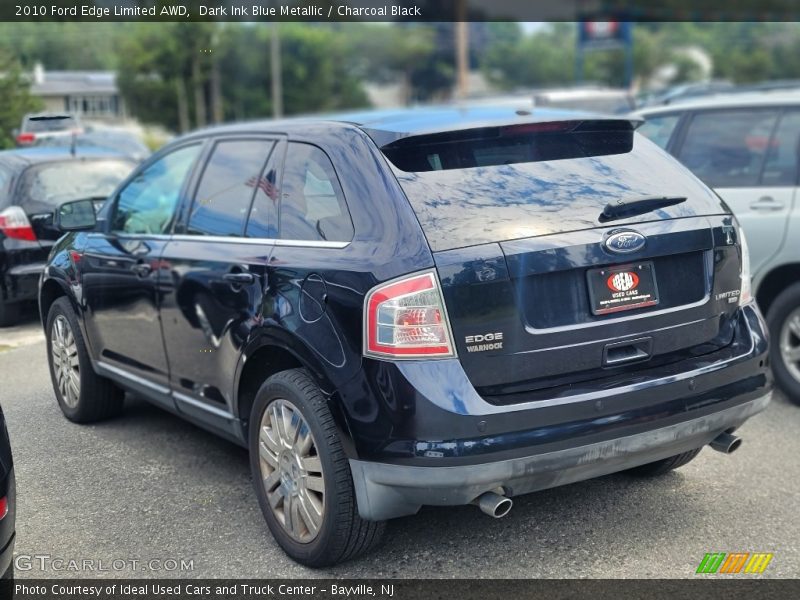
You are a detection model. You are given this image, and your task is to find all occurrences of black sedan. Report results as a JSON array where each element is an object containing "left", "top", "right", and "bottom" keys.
[{"left": 0, "top": 148, "right": 135, "bottom": 326}]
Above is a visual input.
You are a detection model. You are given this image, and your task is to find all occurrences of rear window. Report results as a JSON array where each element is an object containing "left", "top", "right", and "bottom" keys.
[
  {"left": 390, "top": 131, "right": 717, "bottom": 252},
  {"left": 19, "top": 159, "right": 134, "bottom": 209},
  {"left": 382, "top": 121, "right": 635, "bottom": 173},
  {"left": 23, "top": 116, "right": 78, "bottom": 133}
]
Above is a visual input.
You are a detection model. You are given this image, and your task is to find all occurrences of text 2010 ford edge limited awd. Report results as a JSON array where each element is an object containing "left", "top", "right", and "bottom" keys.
[{"left": 39, "top": 107, "right": 771, "bottom": 566}]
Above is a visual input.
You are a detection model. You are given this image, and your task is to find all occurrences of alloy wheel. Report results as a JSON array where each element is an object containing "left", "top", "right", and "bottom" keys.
[
  {"left": 51, "top": 315, "right": 80, "bottom": 408},
  {"left": 258, "top": 399, "right": 325, "bottom": 543},
  {"left": 780, "top": 307, "right": 800, "bottom": 383}
]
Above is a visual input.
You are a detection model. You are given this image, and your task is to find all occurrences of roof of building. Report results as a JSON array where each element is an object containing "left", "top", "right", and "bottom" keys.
[{"left": 30, "top": 71, "right": 117, "bottom": 97}]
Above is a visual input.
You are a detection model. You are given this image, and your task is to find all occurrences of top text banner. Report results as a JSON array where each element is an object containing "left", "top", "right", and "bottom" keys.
[{"left": 5, "top": 0, "right": 800, "bottom": 22}]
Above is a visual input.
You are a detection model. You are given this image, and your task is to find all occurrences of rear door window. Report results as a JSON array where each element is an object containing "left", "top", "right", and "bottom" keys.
[
  {"left": 677, "top": 109, "right": 780, "bottom": 187},
  {"left": 279, "top": 143, "right": 353, "bottom": 242},
  {"left": 761, "top": 110, "right": 800, "bottom": 186},
  {"left": 637, "top": 113, "right": 681, "bottom": 150},
  {"left": 245, "top": 142, "right": 283, "bottom": 239},
  {"left": 187, "top": 139, "right": 275, "bottom": 237}
]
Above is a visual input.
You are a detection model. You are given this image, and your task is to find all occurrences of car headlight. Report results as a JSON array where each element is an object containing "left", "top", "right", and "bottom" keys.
[{"left": 738, "top": 226, "right": 753, "bottom": 306}]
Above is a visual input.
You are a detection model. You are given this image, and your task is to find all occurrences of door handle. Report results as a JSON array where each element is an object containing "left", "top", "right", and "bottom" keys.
[
  {"left": 223, "top": 272, "right": 255, "bottom": 285},
  {"left": 132, "top": 262, "right": 152, "bottom": 277},
  {"left": 750, "top": 196, "right": 785, "bottom": 211}
]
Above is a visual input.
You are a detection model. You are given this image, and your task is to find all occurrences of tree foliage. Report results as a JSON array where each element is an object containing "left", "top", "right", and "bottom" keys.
[{"left": 0, "top": 52, "right": 42, "bottom": 149}]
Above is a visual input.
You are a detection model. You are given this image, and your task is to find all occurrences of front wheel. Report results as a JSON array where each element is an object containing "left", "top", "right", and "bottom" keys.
[
  {"left": 767, "top": 283, "right": 800, "bottom": 405},
  {"left": 46, "top": 297, "right": 124, "bottom": 422},
  {"left": 249, "top": 369, "right": 384, "bottom": 567}
]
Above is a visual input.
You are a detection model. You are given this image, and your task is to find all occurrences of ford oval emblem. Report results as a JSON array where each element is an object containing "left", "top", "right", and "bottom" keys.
[{"left": 605, "top": 230, "right": 646, "bottom": 254}]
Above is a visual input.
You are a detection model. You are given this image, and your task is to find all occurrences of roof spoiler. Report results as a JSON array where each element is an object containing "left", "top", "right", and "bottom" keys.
[
  {"left": 380, "top": 119, "right": 640, "bottom": 173},
  {"left": 367, "top": 116, "right": 643, "bottom": 148}
]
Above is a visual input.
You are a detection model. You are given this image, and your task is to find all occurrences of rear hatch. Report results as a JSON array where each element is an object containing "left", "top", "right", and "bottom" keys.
[{"left": 383, "top": 119, "right": 745, "bottom": 402}]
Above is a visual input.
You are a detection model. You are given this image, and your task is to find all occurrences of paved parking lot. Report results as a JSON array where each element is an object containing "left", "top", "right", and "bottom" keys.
[{"left": 1, "top": 311, "right": 798, "bottom": 578}]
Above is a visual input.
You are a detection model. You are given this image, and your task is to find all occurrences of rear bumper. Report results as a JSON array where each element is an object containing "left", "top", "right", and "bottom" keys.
[
  {"left": 2, "top": 261, "right": 45, "bottom": 303},
  {"left": 351, "top": 391, "right": 770, "bottom": 520},
  {"left": 348, "top": 303, "right": 772, "bottom": 520}
]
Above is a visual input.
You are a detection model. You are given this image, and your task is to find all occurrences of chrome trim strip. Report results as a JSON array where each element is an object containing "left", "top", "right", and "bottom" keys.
[
  {"left": 96, "top": 361, "right": 170, "bottom": 395},
  {"left": 172, "top": 391, "right": 235, "bottom": 420},
  {"left": 87, "top": 232, "right": 349, "bottom": 249}
]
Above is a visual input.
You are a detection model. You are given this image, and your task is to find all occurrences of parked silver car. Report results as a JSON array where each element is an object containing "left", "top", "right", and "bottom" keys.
[{"left": 636, "top": 91, "right": 800, "bottom": 403}]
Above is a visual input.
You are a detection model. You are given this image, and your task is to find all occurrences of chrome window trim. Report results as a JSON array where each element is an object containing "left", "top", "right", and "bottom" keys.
[{"left": 86, "top": 231, "right": 350, "bottom": 249}]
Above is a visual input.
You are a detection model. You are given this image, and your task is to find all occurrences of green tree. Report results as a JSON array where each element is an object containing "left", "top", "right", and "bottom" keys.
[{"left": 0, "top": 52, "right": 42, "bottom": 149}]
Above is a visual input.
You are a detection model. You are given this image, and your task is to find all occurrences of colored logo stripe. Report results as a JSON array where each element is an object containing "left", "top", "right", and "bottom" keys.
[
  {"left": 720, "top": 553, "right": 749, "bottom": 573},
  {"left": 697, "top": 553, "right": 726, "bottom": 573},
  {"left": 744, "top": 553, "right": 773, "bottom": 574},
  {"left": 696, "top": 552, "right": 773, "bottom": 574}
]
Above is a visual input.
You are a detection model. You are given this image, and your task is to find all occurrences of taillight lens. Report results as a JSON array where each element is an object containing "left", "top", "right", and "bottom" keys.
[
  {"left": 738, "top": 226, "right": 753, "bottom": 306},
  {"left": 0, "top": 206, "right": 37, "bottom": 241},
  {"left": 15, "top": 132, "right": 35, "bottom": 145},
  {"left": 0, "top": 496, "right": 7, "bottom": 520},
  {"left": 364, "top": 271, "right": 456, "bottom": 359}
]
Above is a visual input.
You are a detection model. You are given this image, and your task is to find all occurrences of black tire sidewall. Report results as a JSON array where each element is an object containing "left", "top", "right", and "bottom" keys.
[
  {"left": 248, "top": 371, "right": 349, "bottom": 565},
  {"left": 766, "top": 283, "right": 800, "bottom": 403}
]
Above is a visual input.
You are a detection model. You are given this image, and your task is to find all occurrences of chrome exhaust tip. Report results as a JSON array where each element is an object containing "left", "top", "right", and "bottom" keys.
[
  {"left": 709, "top": 432, "right": 742, "bottom": 454},
  {"left": 472, "top": 491, "right": 513, "bottom": 518}
]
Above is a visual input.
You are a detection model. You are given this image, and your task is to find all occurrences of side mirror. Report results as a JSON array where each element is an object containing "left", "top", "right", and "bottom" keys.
[{"left": 54, "top": 199, "right": 97, "bottom": 231}]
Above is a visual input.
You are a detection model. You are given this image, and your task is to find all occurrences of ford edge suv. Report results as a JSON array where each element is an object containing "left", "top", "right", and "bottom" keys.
[{"left": 39, "top": 106, "right": 771, "bottom": 566}]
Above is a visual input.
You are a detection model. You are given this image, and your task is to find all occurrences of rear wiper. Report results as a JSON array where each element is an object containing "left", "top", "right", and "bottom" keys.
[{"left": 599, "top": 196, "right": 687, "bottom": 222}]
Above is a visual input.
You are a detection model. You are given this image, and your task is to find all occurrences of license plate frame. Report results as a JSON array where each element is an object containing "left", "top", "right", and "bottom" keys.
[{"left": 587, "top": 262, "right": 660, "bottom": 316}]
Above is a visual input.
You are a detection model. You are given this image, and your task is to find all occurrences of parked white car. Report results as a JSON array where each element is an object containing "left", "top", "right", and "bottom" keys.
[{"left": 636, "top": 90, "right": 800, "bottom": 403}]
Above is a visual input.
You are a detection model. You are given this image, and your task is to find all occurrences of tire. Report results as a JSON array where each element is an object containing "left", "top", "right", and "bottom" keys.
[
  {"left": 249, "top": 368, "right": 385, "bottom": 567},
  {"left": 46, "top": 297, "right": 124, "bottom": 423},
  {"left": 0, "top": 301, "right": 21, "bottom": 328},
  {"left": 766, "top": 283, "right": 800, "bottom": 405},
  {"left": 626, "top": 448, "right": 702, "bottom": 477}
]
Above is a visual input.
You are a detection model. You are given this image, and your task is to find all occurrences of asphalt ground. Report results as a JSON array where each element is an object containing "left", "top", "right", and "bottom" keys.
[{"left": 1, "top": 309, "right": 798, "bottom": 579}]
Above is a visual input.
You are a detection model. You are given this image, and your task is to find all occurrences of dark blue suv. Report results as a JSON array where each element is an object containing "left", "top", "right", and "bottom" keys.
[{"left": 39, "top": 107, "right": 771, "bottom": 566}]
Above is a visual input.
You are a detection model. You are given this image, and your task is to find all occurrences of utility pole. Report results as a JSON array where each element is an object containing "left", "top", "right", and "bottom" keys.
[
  {"left": 271, "top": 21, "right": 283, "bottom": 118},
  {"left": 455, "top": 1, "right": 469, "bottom": 98}
]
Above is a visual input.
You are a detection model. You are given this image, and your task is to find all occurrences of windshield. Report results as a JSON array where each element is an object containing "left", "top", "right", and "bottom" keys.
[{"left": 20, "top": 159, "right": 134, "bottom": 207}]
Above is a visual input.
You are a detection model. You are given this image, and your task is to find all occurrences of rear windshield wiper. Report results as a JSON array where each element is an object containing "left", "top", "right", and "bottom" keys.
[{"left": 599, "top": 196, "right": 687, "bottom": 222}]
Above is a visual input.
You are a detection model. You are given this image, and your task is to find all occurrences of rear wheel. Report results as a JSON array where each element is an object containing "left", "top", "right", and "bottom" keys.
[
  {"left": 46, "top": 297, "right": 124, "bottom": 422},
  {"left": 766, "top": 283, "right": 800, "bottom": 405},
  {"left": 626, "top": 448, "right": 702, "bottom": 477},
  {"left": 249, "top": 369, "right": 384, "bottom": 567}
]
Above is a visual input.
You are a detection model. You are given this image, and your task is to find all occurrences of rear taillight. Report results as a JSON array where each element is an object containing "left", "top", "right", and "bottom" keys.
[
  {"left": 0, "top": 496, "right": 7, "bottom": 520},
  {"left": 738, "top": 226, "right": 753, "bottom": 306},
  {"left": 364, "top": 270, "right": 456, "bottom": 359},
  {"left": 15, "top": 132, "right": 35, "bottom": 145},
  {"left": 0, "top": 206, "right": 37, "bottom": 241}
]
